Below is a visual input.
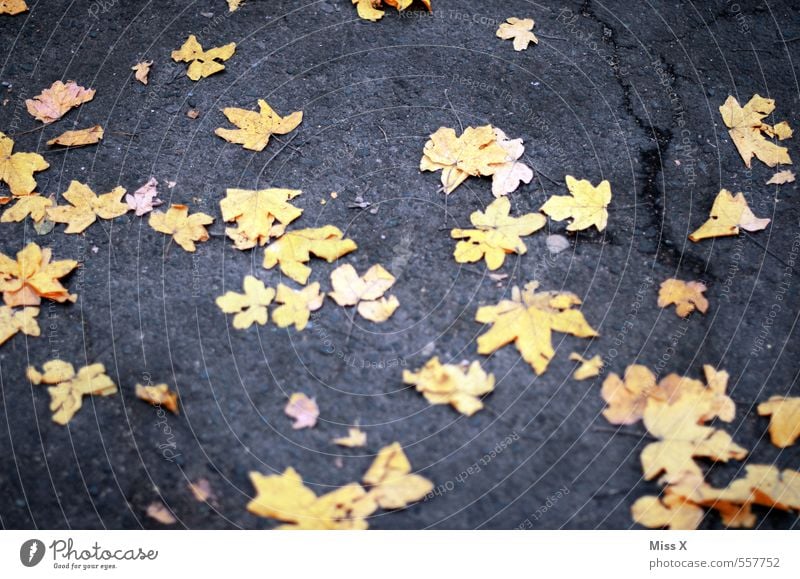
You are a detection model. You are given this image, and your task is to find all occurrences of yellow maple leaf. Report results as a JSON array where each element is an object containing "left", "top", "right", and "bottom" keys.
[
  {"left": 333, "top": 427, "right": 367, "bottom": 448},
  {"left": 631, "top": 489, "right": 705, "bottom": 530},
  {"left": 149, "top": 204, "right": 214, "bottom": 252},
  {"left": 220, "top": 187, "right": 302, "bottom": 249},
  {"left": 451, "top": 196, "right": 546, "bottom": 270},
  {"left": 475, "top": 281, "right": 598, "bottom": 375},
  {"left": 766, "top": 169, "right": 795, "bottom": 185},
  {"left": 47, "top": 125, "right": 103, "bottom": 147},
  {"left": 272, "top": 282, "right": 324, "bottom": 330},
  {"left": 131, "top": 61, "right": 152, "bottom": 85},
  {"left": 171, "top": 35, "right": 236, "bottom": 81},
  {"left": 263, "top": 225, "right": 357, "bottom": 285},
  {"left": 0, "top": 0, "right": 28, "bottom": 15},
  {"left": 25, "top": 80, "right": 95, "bottom": 124},
  {"left": 27, "top": 360, "right": 117, "bottom": 425},
  {"left": 0, "top": 132, "right": 49, "bottom": 196},
  {"left": 227, "top": 0, "right": 242, "bottom": 11},
  {"left": 47, "top": 181, "right": 129, "bottom": 234},
  {"left": 135, "top": 383, "right": 179, "bottom": 414},
  {"left": 0, "top": 305, "right": 39, "bottom": 346},
  {"left": 216, "top": 275, "right": 276, "bottom": 329},
  {"left": 247, "top": 467, "right": 376, "bottom": 530},
  {"left": 0, "top": 242, "right": 77, "bottom": 307},
  {"left": 352, "top": 0, "right": 430, "bottom": 21},
  {"left": 569, "top": 353, "right": 603, "bottom": 380},
  {"left": 540, "top": 175, "right": 612, "bottom": 232},
  {"left": 688, "top": 189, "right": 770, "bottom": 241},
  {"left": 601, "top": 364, "right": 660, "bottom": 425},
  {"left": 719, "top": 94, "right": 792, "bottom": 168},
  {"left": 403, "top": 357, "right": 495, "bottom": 416},
  {"left": 363, "top": 442, "right": 433, "bottom": 509},
  {"left": 491, "top": 128, "right": 534, "bottom": 197},
  {"left": 1, "top": 194, "right": 52, "bottom": 224},
  {"left": 757, "top": 396, "right": 800, "bottom": 448},
  {"left": 496, "top": 17, "right": 538, "bottom": 51},
  {"left": 215, "top": 99, "right": 303, "bottom": 152},
  {"left": 329, "top": 263, "right": 399, "bottom": 322},
  {"left": 657, "top": 278, "right": 708, "bottom": 318}
]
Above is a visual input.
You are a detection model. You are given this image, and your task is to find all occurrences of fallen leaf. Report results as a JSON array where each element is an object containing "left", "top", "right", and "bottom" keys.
[
  {"left": 631, "top": 490, "right": 705, "bottom": 531},
  {"left": 601, "top": 365, "right": 660, "bottom": 425},
  {"left": 47, "top": 180, "right": 129, "bottom": 233},
  {"left": 491, "top": 128, "right": 534, "bottom": 197},
  {"left": 25, "top": 80, "right": 95, "bottom": 124},
  {"left": 333, "top": 427, "right": 367, "bottom": 448},
  {"left": 27, "top": 360, "right": 117, "bottom": 425},
  {"left": 146, "top": 502, "right": 177, "bottom": 525},
  {"left": 0, "top": 242, "right": 77, "bottom": 306},
  {"left": 149, "top": 204, "right": 214, "bottom": 252},
  {"left": 131, "top": 61, "right": 153, "bottom": 85},
  {"left": 285, "top": 393, "right": 319, "bottom": 429},
  {"left": 546, "top": 234, "right": 571, "bottom": 254},
  {"left": 766, "top": 169, "right": 795, "bottom": 185},
  {"left": 719, "top": 94, "right": 792, "bottom": 168},
  {"left": 135, "top": 383, "right": 179, "bottom": 414},
  {"left": 263, "top": 226, "right": 357, "bottom": 285},
  {"left": 657, "top": 278, "right": 708, "bottom": 318},
  {"left": 363, "top": 442, "right": 433, "bottom": 509},
  {"left": 171, "top": 35, "right": 236, "bottom": 81},
  {"left": 125, "top": 177, "right": 163, "bottom": 216},
  {"left": 220, "top": 187, "right": 302, "bottom": 249},
  {"left": 496, "top": 17, "right": 538, "bottom": 51},
  {"left": 0, "top": 132, "right": 49, "bottom": 196},
  {"left": 216, "top": 275, "right": 275, "bottom": 329},
  {"left": 451, "top": 196, "right": 546, "bottom": 270},
  {"left": 272, "top": 282, "right": 325, "bottom": 330},
  {"left": 0, "top": 305, "right": 39, "bottom": 346},
  {"left": 758, "top": 396, "right": 800, "bottom": 448},
  {"left": 352, "top": 0, "right": 431, "bottom": 21},
  {"left": 47, "top": 125, "right": 103, "bottom": 147},
  {"left": 403, "top": 357, "right": 495, "bottom": 416},
  {"left": 688, "top": 189, "right": 769, "bottom": 241},
  {"left": 475, "top": 281, "right": 597, "bottom": 375},
  {"left": 1, "top": 194, "right": 53, "bottom": 224},
  {"left": 569, "top": 353, "right": 603, "bottom": 380},
  {"left": 188, "top": 479, "right": 216, "bottom": 503},
  {"left": 329, "top": 263, "right": 399, "bottom": 322},
  {"left": 227, "top": 0, "right": 243, "bottom": 11},
  {"left": 215, "top": 99, "right": 302, "bottom": 151},
  {"left": 540, "top": 175, "right": 612, "bottom": 232},
  {"left": 187, "top": 108, "right": 200, "bottom": 119},
  {"left": 0, "top": 0, "right": 28, "bottom": 15}
]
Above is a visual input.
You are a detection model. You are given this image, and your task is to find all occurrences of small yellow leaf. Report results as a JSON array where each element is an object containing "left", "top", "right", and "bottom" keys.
[
  {"left": 216, "top": 275, "right": 275, "bottom": 329},
  {"left": 215, "top": 99, "right": 303, "bottom": 152},
  {"left": 27, "top": 360, "right": 117, "bottom": 425},
  {"left": 1, "top": 194, "right": 53, "bottom": 224},
  {"left": 25, "top": 80, "right": 95, "bottom": 124},
  {"left": 0, "top": 132, "right": 49, "bottom": 196},
  {"left": 496, "top": 17, "right": 538, "bottom": 51},
  {"left": 766, "top": 169, "right": 795, "bottom": 185},
  {"left": 47, "top": 125, "right": 103, "bottom": 147},
  {"left": 403, "top": 357, "right": 495, "bottom": 416},
  {"left": 220, "top": 187, "right": 302, "bottom": 249},
  {"left": 131, "top": 61, "right": 152, "bottom": 85},
  {"left": 47, "top": 181, "right": 128, "bottom": 234},
  {"left": 363, "top": 442, "right": 433, "bottom": 509},
  {"left": 657, "top": 278, "right": 708, "bottom": 318},
  {"left": 0, "top": 305, "right": 39, "bottom": 346},
  {"left": 171, "top": 35, "right": 236, "bottom": 81},
  {"left": 688, "top": 189, "right": 769, "bottom": 241},
  {"left": 632, "top": 491, "right": 705, "bottom": 530},
  {"left": 227, "top": 0, "right": 243, "bottom": 11},
  {"left": 0, "top": 0, "right": 28, "bottom": 15},
  {"left": 149, "top": 204, "right": 214, "bottom": 252},
  {"left": 0, "top": 242, "right": 77, "bottom": 306},
  {"left": 146, "top": 502, "right": 177, "bottom": 525},
  {"left": 333, "top": 427, "right": 367, "bottom": 448},
  {"left": 263, "top": 226, "right": 357, "bottom": 285},
  {"left": 541, "top": 175, "right": 612, "bottom": 232},
  {"left": 569, "top": 353, "right": 603, "bottom": 380},
  {"left": 329, "top": 263, "right": 399, "bottom": 322},
  {"left": 719, "top": 94, "right": 792, "bottom": 168},
  {"left": 272, "top": 282, "right": 324, "bottom": 330},
  {"left": 135, "top": 383, "right": 179, "bottom": 414},
  {"left": 758, "top": 396, "right": 800, "bottom": 448},
  {"left": 600, "top": 365, "right": 659, "bottom": 425}
]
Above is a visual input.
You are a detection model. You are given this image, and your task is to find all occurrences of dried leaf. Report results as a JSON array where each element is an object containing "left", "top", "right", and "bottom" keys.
[
  {"left": 352, "top": 0, "right": 431, "bottom": 21},
  {"left": 496, "top": 17, "right": 538, "bottom": 51},
  {"left": 272, "top": 282, "right": 324, "bottom": 330},
  {"left": 491, "top": 128, "right": 534, "bottom": 197},
  {"left": 540, "top": 175, "right": 612, "bottom": 232},
  {"left": 0, "top": 242, "right": 77, "bottom": 306},
  {"left": 451, "top": 196, "right": 546, "bottom": 270},
  {"left": 766, "top": 169, "right": 795, "bottom": 185},
  {"left": 403, "top": 357, "right": 495, "bottom": 416},
  {"left": 220, "top": 187, "right": 302, "bottom": 249},
  {"left": 688, "top": 189, "right": 769, "bottom": 241},
  {"left": 125, "top": 177, "right": 163, "bottom": 216},
  {"left": 215, "top": 99, "right": 303, "bottom": 152},
  {"left": 262, "top": 226, "right": 357, "bottom": 285},
  {"left": 758, "top": 396, "right": 800, "bottom": 448},
  {"left": 216, "top": 275, "right": 275, "bottom": 329},
  {"left": 333, "top": 427, "right": 367, "bottom": 448},
  {"left": 188, "top": 478, "right": 215, "bottom": 503},
  {"left": 601, "top": 365, "right": 659, "bottom": 425},
  {"left": 27, "top": 360, "right": 117, "bottom": 425},
  {"left": 146, "top": 502, "right": 177, "bottom": 525},
  {"left": 25, "top": 80, "right": 95, "bottom": 124},
  {"left": 131, "top": 61, "right": 152, "bottom": 85},
  {"left": 475, "top": 281, "right": 598, "bottom": 375},
  {"left": 0, "top": 132, "right": 49, "bottom": 196},
  {"left": 329, "top": 263, "right": 399, "bottom": 322},
  {"left": 719, "top": 94, "right": 792, "bottom": 168},
  {"left": 0, "top": 0, "right": 28, "bottom": 15},
  {"left": 363, "top": 442, "right": 433, "bottom": 509},
  {"left": 135, "top": 383, "right": 179, "bottom": 414},
  {"left": 0, "top": 305, "right": 39, "bottom": 346},
  {"left": 657, "top": 278, "right": 708, "bottom": 318},
  {"left": 1, "top": 194, "right": 53, "bottom": 224},
  {"left": 227, "top": 0, "right": 243, "bottom": 11},
  {"left": 285, "top": 393, "right": 319, "bottom": 429},
  {"left": 171, "top": 35, "right": 236, "bottom": 81},
  {"left": 149, "top": 204, "right": 214, "bottom": 252},
  {"left": 632, "top": 491, "right": 705, "bottom": 531},
  {"left": 47, "top": 125, "right": 103, "bottom": 147},
  {"left": 569, "top": 353, "right": 603, "bottom": 380},
  {"left": 47, "top": 181, "right": 129, "bottom": 233}
]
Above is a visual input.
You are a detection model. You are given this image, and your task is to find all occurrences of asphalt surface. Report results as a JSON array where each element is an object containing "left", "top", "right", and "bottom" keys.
[{"left": 0, "top": 0, "right": 799, "bottom": 530}]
